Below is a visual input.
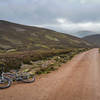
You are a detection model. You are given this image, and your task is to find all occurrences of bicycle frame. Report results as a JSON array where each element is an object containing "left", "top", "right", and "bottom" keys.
[{"left": 3, "top": 72, "right": 28, "bottom": 82}]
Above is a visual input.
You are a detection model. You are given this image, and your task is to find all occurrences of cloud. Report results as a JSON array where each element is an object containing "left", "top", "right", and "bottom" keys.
[
  {"left": 38, "top": 18, "right": 100, "bottom": 36},
  {"left": 80, "top": 0, "right": 87, "bottom": 4},
  {"left": 80, "top": 0, "right": 100, "bottom": 4},
  {"left": 0, "top": 0, "right": 100, "bottom": 37},
  {"left": 56, "top": 18, "right": 68, "bottom": 24}
]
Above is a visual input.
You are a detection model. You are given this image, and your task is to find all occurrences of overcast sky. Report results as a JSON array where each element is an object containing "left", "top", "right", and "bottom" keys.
[{"left": 0, "top": 0, "right": 100, "bottom": 37}]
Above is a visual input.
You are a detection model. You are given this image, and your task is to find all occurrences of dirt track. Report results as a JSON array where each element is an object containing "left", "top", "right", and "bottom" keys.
[{"left": 0, "top": 48, "right": 100, "bottom": 100}]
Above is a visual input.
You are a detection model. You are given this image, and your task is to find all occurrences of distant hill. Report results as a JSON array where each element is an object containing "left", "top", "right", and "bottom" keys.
[
  {"left": 75, "top": 31, "right": 98, "bottom": 37},
  {"left": 0, "top": 20, "right": 93, "bottom": 51},
  {"left": 83, "top": 34, "right": 100, "bottom": 47}
]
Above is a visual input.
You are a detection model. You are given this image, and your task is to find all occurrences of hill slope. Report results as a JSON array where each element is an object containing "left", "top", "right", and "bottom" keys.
[
  {"left": 83, "top": 34, "right": 100, "bottom": 47},
  {"left": 74, "top": 31, "right": 98, "bottom": 37},
  {"left": 0, "top": 20, "right": 93, "bottom": 51}
]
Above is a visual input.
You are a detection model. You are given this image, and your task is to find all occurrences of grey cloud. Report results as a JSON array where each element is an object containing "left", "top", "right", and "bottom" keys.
[{"left": 0, "top": 0, "right": 100, "bottom": 36}]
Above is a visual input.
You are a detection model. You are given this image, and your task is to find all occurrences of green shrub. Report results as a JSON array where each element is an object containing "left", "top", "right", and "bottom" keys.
[
  {"left": 22, "top": 56, "right": 32, "bottom": 64},
  {"left": 0, "top": 48, "right": 89, "bottom": 72},
  {"left": 0, "top": 57, "right": 21, "bottom": 72},
  {"left": 36, "top": 66, "right": 56, "bottom": 75}
]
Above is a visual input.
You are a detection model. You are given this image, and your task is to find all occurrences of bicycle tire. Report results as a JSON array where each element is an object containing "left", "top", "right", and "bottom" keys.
[
  {"left": 0, "top": 77, "right": 11, "bottom": 89},
  {"left": 22, "top": 74, "right": 35, "bottom": 83}
]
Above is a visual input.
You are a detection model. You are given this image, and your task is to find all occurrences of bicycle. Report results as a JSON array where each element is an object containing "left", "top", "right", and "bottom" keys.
[{"left": 0, "top": 64, "right": 35, "bottom": 89}]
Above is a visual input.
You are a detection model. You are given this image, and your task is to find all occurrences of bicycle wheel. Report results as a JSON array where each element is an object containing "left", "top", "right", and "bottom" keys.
[
  {"left": 0, "top": 77, "right": 11, "bottom": 89},
  {"left": 22, "top": 74, "right": 35, "bottom": 83}
]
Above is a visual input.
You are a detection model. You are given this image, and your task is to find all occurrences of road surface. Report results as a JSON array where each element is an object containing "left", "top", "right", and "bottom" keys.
[{"left": 0, "top": 48, "right": 100, "bottom": 100}]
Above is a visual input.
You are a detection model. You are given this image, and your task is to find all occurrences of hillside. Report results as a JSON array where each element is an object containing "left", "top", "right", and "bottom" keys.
[
  {"left": 83, "top": 34, "right": 100, "bottom": 47},
  {"left": 75, "top": 31, "right": 98, "bottom": 37},
  {"left": 0, "top": 20, "right": 93, "bottom": 51}
]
